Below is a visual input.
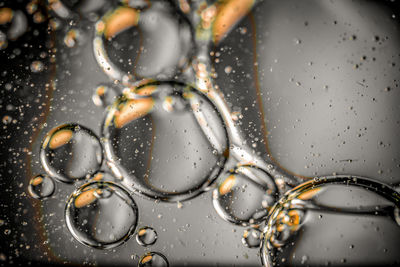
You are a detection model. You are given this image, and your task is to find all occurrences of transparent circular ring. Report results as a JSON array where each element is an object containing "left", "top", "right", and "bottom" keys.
[
  {"left": 102, "top": 80, "right": 229, "bottom": 201},
  {"left": 93, "top": 2, "right": 194, "bottom": 86}
]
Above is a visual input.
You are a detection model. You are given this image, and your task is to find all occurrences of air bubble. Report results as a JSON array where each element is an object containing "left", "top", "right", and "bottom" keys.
[
  {"left": 212, "top": 165, "right": 278, "bottom": 226},
  {"left": 28, "top": 174, "right": 55, "bottom": 199},
  {"left": 30, "top": 60, "right": 44, "bottom": 73},
  {"left": 242, "top": 228, "right": 262, "bottom": 248},
  {"left": 139, "top": 252, "right": 169, "bottom": 267},
  {"left": 261, "top": 176, "right": 400, "bottom": 266},
  {"left": 92, "top": 84, "right": 119, "bottom": 107},
  {"left": 65, "top": 181, "right": 138, "bottom": 249},
  {"left": 93, "top": 2, "right": 193, "bottom": 83},
  {"left": 136, "top": 226, "right": 158, "bottom": 247},
  {"left": 102, "top": 81, "right": 228, "bottom": 201},
  {"left": 40, "top": 123, "right": 103, "bottom": 183}
]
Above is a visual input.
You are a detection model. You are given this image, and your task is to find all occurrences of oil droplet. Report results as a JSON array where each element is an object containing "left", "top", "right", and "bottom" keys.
[
  {"left": 40, "top": 123, "right": 103, "bottom": 183},
  {"left": 102, "top": 81, "right": 228, "bottom": 201},
  {"left": 261, "top": 176, "right": 400, "bottom": 266},
  {"left": 242, "top": 228, "right": 262, "bottom": 248},
  {"left": 139, "top": 252, "right": 169, "bottom": 267},
  {"left": 213, "top": 164, "right": 277, "bottom": 226},
  {"left": 28, "top": 174, "right": 55, "bottom": 199},
  {"left": 136, "top": 226, "right": 158, "bottom": 247},
  {"left": 65, "top": 181, "right": 138, "bottom": 249}
]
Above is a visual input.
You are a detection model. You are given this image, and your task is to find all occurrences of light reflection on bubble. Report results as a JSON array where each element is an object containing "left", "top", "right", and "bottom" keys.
[
  {"left": 92, "top": 84, "right": 120, "bottom": 107},
  {"left": 28, "top": 174, "right": 55, "bottom": 199},
  {"left": 261, "top": 176, "right": 400, "bottom": 266},
  {"left": 65, "top": 181, "right": 138, "bottom": 249},
  {"left": 139, "top": 252, "right": 169, "bottom": 267},
  {"left": 102, "top": 81, "right": 228, "bottom": 201},
  {"left": 242, "top": 227, "right": 263, "bottom": 248},
  {"left": 40, "top": 123, "right": 103, "bottom": 183},
  {"left": 213, "top": 164, "right": 278, "bottom": 226}
]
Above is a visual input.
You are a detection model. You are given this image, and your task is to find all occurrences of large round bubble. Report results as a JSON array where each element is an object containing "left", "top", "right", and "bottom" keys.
[
  {"left": 40, "top": 123, "right": 103, "bottom": 183},
  {"left": 261, "top": 176, "right": 400, "bottom": 266},
  {"left": 93, "top": 2, "right": 193, "bottom": 84},
  {"left": 213, "top": 164, "right": 278, "bottom": 226},
  {"left": 102, "top": 81, "right": 229, "bottom": 201},
  {"left": 65, "top": 181, "right": 138, "bottom": 249}
]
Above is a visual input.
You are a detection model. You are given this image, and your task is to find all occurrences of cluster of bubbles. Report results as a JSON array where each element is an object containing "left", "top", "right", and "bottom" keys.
[{"left": 21, "top": 0, "right": 400, "bottom": 266}]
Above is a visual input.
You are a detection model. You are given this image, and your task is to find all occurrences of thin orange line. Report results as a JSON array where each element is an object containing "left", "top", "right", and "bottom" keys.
[{"left": 249, "top": 13, "right": 311, "bottom": 180}]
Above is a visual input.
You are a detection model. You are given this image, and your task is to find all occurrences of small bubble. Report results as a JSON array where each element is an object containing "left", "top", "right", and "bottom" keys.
[
  {"left": 136, "top": 227, "right": 158, "bottom": 247},
  {"left": 28, "top": 174, "right": 55, "bottom": 199},
  {"left": 139, "top": 252, "right": 169, "bottom": 267},
  {"left": 242, "top": 228, "right": 262, "bottom": 248},
  {"left": 30, "top": 60, "right": 44, "bottom": 73}
]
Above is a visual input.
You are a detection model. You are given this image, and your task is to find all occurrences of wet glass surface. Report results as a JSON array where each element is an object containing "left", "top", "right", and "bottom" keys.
[{"left": 1, "top": 0, "right": 400, "bottom": 266}]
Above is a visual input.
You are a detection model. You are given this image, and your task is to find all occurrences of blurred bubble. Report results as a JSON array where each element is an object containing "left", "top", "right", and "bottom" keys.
[
  {"left": 102, "top": 81, "right": 228, "bottom": 201},
  {"left": 40, "top": 123, "right": 103, "bottom": 183},
  {"left": 0, "top": 8, "right": 28, "bottom": 41},
  {"left": 242, "top": 227, "right": 262, "bottom": 248},
  {"left": 64, "top": 28, "right": 84, "bottom": 48},
  {"left": 93, "top": 2, "right": 193, "bottom": 84},
  {"left": 139, "top": 252, "right": 169, "bottom": 267},
  {"left": 65, "top": 181, "right": 138, "bottom": 249},
  {"left": 28, "top": 174, "right": 55, "bottom": 199},
  {"left": 136, "top": 226, "right": 158, "bottom": 247},
  {"left": 213, "top": 165, "right": 278, "bottom": 226},
  {"left": 47, "top": 0, "right": 111, "bottom": 21},
  {"left": 261, "top": 176, "right": 400, "bottom": 266},
  {"left": 30, "top": 60, "right": 44, "bottom": 73}
]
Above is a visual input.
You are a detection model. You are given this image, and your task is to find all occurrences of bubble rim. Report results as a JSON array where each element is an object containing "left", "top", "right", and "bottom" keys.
[
  {"left": 260, "top": 175, "right": 400, "bottom": 267},
  {"left": 64, "top": 180, "right": 139, "bottom": 250},
  {"left": 101, "top": 80, "right": 230, "bottom": 202}
]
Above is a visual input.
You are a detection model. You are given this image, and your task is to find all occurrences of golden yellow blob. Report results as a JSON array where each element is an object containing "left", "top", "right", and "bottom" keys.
[
  {"left": 103, "top": 7, "right": 140, "bottom": 40},
  {"left": 141, "top": 255, "right": 153, "bottom": 264},
  {"left": 219, "top": 174, "right": 236, "bottom": 195},
  {"left": 47, "top": 129, "right": 74, "bottom": 149},
  {"left": 135, "top": 85, "right": 157, "bottom": 96},
  {"left": 96, "top": 85, "right": 106, "bottom": 97},
  {"left": 92, "top": 173, "right": 104, "bottom": 182},
  {"left": 297, "top": 187, "right": 321, "bottom": 200},
  {"left": 114, "top": 98, "right": 154, "bottom": 128},
  {"left": 0, "top": 8, "right": 13, "bottom": 25},
  {"left": 138, "top": 228, "right": 147, "bottom": 236},
  {"left": 31, "top": 176, "right": 43, "bottom": 186},
  {"left": 213, "top": 0, "right": 255, "bottom": 44},
  {"left": 74, "top": 189, "right": 102, "bottom": 208}
]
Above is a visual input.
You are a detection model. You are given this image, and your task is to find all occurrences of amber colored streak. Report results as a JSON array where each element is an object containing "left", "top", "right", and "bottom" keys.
[
  {"left": 25, "top": 27, "right": 60, "bottom": 263},
  {"left": 114, "top": 98, "right": 154, "bottom": 128},
  {"left": 249, "top": 14, "right": 311, "bottom": 180},
  {"left": 218, "top": 174, "right": 236, "bottom": 195},
  {"left": 31, "top": 176, "right": 43, "bottom": 186},
  {"left": 48, "top": 129, "right": 73, "bottom": 149},
  {"left": 0, "top": 7, "right": 13, "bottom": 24},
  {"left": 213, "top": 0, "right": 255, "bottom": 44},
  {"left": 141, "top": 255, "right": 153, "bottom": 264},
  {"left": 74, "top": 189, "right": 100, "bottom": 208},
  {"left": 104, "top": 7, "right": 139, "bottom": 40}
]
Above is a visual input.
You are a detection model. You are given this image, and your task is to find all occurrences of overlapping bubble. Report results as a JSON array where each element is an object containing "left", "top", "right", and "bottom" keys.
[{"left": 261, "top": 176, "right": 400, "bottom": 266}]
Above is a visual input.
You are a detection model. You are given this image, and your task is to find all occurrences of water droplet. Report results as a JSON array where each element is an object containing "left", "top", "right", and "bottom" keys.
[
  {"left": 261, "top": 176, "right": 400, "bottom": 266},
  {"left": 40, "top": 123, "right": 103, "bottom": 183},
  {"left": 213, "top": 164, "right": 277, "bottom": 226},
  {"left": 102, "top": 81, "right": 228, "bottom": 201},
  {"left": 139, "top": 252, "right": 169, "bottom": 267},
  {"left": 28, "top": 174, "right": 55, "bottom": 199},
  {"left": 242, "top": 228, "right": 262, "bottom": 248},
  {"left": 65, "top": 181, "right": 138, "bottom": 249},
  {"left": 136, "top": 226, "right": 158, "bottom": 247}
]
